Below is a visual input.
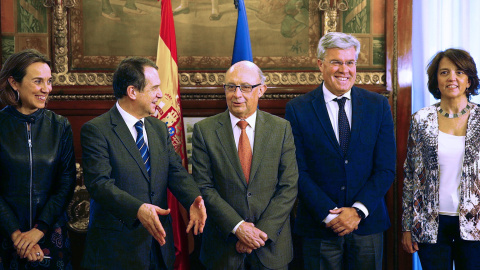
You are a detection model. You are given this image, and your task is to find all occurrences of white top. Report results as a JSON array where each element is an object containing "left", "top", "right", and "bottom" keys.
[
  {"left": 116, "top": 102, "right": 148, "bottom": 147},
  {"left": 438, "top": 130, "right": 465, "bottom": 216}
]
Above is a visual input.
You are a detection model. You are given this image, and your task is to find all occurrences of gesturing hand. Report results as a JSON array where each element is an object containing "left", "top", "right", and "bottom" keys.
[
  {"left": 326, "top": 207, "right": 361, "bottom": 236},
  {"left": 234, "top": 222, "right": 268, "bottom": 250},
  {"left": 13, "top": 228, "right": 44, "bottom": 258},
  {"left": 137, "top": 203, "right": 170, "bottom": 245},
  {"left": 186, "top": 196, "right": 207, "bottom": 235}
]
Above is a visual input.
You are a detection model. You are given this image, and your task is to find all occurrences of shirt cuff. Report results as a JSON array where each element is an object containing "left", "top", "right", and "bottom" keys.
[
  {"left": 232, "top": 220, "right": 244, "bottom": 234},
  {"left": 323, "top": 213, "right": 339, "bottom": 224},
  {"left": 352, "top": 202, "right": 369, "bottom": 218}
]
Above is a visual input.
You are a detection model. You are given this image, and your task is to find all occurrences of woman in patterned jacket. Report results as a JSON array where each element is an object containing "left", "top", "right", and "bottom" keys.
[{"left": 402, "top": 48, "right": 480, "bottom": 270}]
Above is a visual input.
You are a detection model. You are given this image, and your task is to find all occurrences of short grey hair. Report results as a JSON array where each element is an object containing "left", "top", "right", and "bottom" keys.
[
  {"left": 226, "top": 61, "right": 266, "bottom": 84},
  {"left": 317, "top": 32, "right": 361, "bottom": 60}
]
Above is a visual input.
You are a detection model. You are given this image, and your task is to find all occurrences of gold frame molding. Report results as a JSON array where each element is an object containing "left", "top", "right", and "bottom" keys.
[
  {"left": 47, "top": 1, "right": 386, "bottom": 89},
  {"left": 67, "top": 0, "right": 319, "bottom": 70}
]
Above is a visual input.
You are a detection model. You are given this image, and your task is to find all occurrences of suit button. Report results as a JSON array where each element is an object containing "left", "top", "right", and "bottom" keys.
[
  {"left": 345, "top": 160, "right": 348, "bottom": 164},
  {"left": 247, "top": 192, "right": 252, "bottom": 197},
  {"left": 341, "top": 186, "right": 346, "bottom": 190},
  {"left": 150, "top": 192, "right": 155, "bottom": 197}
]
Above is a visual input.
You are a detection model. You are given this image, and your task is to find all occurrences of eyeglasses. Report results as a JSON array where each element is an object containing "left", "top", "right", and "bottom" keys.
[
  {"left": 327, "top": 60, "right": 356, "bottom": 67},
  {"left": 223, "top": 83, "right": 262, "bottom": 93}
]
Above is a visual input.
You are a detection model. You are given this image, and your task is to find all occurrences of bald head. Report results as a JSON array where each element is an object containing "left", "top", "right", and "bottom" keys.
[
  {"left": 226, "top": 61, "right": 266, "bottom": 84},
  {"left": 224, "top": 61, "right": 267, "bottom": 119}
]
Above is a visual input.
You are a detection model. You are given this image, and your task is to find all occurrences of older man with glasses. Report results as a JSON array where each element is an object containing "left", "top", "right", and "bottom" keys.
[{"left": 191, "top": 60, "right": 298, "bottom": 270}]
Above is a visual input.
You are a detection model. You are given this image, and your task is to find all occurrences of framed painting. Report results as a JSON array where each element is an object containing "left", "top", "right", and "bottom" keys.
[
  {"left": 340, "top": 0, "right": 386, "bottom": 68},
  {"left": 183, "top": 117, "right": 205, "bottom": 173},
  {"left": 41, "top": 0, "right": 386, "bottom": 88},
  {"left": 69, "top": 0, "right": 320, "bottom": 71}
]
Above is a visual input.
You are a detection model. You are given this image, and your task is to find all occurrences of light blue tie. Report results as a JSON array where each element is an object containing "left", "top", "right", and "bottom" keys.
[{"left": 135, "top": 121, "right": 151, "bottom": 175}]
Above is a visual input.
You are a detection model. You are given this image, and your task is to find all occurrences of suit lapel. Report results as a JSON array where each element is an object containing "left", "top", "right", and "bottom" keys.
[
  {"left": 145, "top": 117, "right": 160, "bottom": 184},
  {"left": 312, "top": 85, "right": 342, "bottom": 156},
  {"left": 110, "top": 106, "right": 150, "bottom": 182},
  {"left": 347, "top": 87, "right": 365, "bottom": 157},
  {"left": 249, "top": 111, "right": 269, "bottom": 184},
  {"left": 215, "top": 111, "right": 246, "bottom": 186}
]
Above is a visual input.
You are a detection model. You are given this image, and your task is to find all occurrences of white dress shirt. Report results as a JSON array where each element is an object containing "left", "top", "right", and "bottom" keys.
[
  {"left": 322, "top": 85, "right": 369, "bottom": 224},
  {"left": 116, "top": 102, "right": 149, "bottom": 147},
  {"left": 230, "top": 111, "right": 256, "bottom": 152},
  {"left": 228, "top": 111, "right": 257, "bottom": 233}
]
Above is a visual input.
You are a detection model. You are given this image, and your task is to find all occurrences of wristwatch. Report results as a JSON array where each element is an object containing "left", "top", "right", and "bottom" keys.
[{"left": 353, "top": 207, "right": 366, "bottom": 220}]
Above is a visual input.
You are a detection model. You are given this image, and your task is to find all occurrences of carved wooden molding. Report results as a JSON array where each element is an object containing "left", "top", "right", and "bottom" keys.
[
  {"left": 52, "top": 71, "right": 385, "bottom": 87},
  {"left": 48, "top": 1, "right": 385, "bottom": 88}
]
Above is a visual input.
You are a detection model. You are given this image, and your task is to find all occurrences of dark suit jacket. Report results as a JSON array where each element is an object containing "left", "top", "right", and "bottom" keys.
[
  {"left": 285, "top": 84, "right": 396, "bottom": 238},
  {"left": 80, "top": 106, "right": 200, "bottom": 270},
  {"left": 192, "top": 110, "right": 298, "bottom": 269}
]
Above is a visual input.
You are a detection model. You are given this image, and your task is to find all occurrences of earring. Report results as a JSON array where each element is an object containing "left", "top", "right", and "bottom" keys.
[{"left": 13, "top": 90, "right": 19, "bottom": 103}]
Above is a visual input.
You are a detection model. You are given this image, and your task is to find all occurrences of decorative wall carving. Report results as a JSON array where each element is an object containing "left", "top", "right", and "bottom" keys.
[
  {"left": 50, "top": 71, "right": 385, "bottom": 87},
  {"left": 45, "top": 0, "right": 385, "bottom": 91}
]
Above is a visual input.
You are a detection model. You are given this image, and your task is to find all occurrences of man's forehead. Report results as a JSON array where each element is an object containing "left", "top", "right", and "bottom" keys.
[
  {"left": 324, "top": 47, "right": 356, "bottom": 57},
  {"left": 225, "top": 66, "right": 258, "bottom": 81}
]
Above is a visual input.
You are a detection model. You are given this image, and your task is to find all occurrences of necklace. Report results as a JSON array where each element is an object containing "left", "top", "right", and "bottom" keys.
[{"left": 437, "top": 103, "right": 471, "bottom": 118}]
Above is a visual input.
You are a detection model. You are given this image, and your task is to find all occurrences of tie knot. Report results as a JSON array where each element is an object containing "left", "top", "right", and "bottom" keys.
[
  {"left": 237, "top": 120, "right": 249, "bottom": 130},
  {"left": 134, "top": 120, "right": 144, "bottom": 133},
  {"left": 335, "top": 97, "right": 347, "bottom": 108}
]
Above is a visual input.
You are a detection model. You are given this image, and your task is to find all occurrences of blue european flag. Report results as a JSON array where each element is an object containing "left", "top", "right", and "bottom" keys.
[{"left": 232, "top": 0, "right": 253, "bottom": 65}]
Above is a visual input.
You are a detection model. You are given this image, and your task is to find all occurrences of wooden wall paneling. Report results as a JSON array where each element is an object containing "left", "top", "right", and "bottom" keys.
[
  {"left": 385, "top": 0, "right": 412, "bottom": 269},
  {"left": 37, "top": 0, "right": 413, "bottom": 268},
  {"left": 47, "top": 99, "right": 115, "bottom": 164}
]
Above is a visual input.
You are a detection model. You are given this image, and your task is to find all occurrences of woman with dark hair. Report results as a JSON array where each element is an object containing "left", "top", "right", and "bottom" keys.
[
  {"left": 0, "top": 49, "right": 75, "bottom": 269},
  {"left": 402, "top": 48, "right": 480, "bottom": 269}
]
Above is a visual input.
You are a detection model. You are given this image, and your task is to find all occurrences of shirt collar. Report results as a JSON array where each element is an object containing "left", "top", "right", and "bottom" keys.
[
  {"left": 116, "top": 102, "right": 144, "bottom": 128},
  {"left": 229, "top": 110, "right": 257, "bottom": 130},
  {"left": 322, "top": 84, "right": 352, "bottom": 104}
]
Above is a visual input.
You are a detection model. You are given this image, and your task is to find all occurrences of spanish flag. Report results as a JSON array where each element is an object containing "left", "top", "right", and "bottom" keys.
[
  {"left": 155, "top": 0, "right": 190, "bottom": 269},
  {"left": 232, "top": 0, "right": 253, "bottom": 64}
]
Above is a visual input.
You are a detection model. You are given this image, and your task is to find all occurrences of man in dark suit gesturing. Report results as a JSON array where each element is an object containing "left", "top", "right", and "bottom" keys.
[
  {"left": 81, "top": 57, "right": 206, "bottom": 270},
  {"left": 192, "top": 61, "right": 298, "bottom": 270},
  {"left": 285, "top": 32, "right": 396, "bottom": 269}
]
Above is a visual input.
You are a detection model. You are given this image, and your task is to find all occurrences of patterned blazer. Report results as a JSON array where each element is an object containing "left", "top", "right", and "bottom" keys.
[{"left": 402, "top": 103, "right": 480, "bottom": 243}]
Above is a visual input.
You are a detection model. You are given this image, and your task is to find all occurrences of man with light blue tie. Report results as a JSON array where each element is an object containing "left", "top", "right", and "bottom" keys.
[
  {"left": 285, "top": 32, "right": 396, "bottom": 269},
  {"left": 80, "top": 57, "right": 207, "bottom": 270}
]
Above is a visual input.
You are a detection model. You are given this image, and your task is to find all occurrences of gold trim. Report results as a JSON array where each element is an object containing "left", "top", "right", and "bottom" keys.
[
  {"left": 392, "top": 1, "right": 399, "bottom": 269},
  {"left": 49, "top": 91, "right": 390, "bottom": 101},
  {"left": 44, "top": 0, "right": 77, "bottom": 75},
  {"left": 66, "top": 0, "right": 319, "bottom": 71},
  {"left": 318, "top": 0, "right": 349, "bottom": 33},
  {"left": 52, "top": 71, "right": 385, "bottom": 86},
  {"left": 181, "top": 71, "right": 385, "bottom": 86},
  {"left": 48, "top": 0, "right": 384, "bottom": 88}
]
